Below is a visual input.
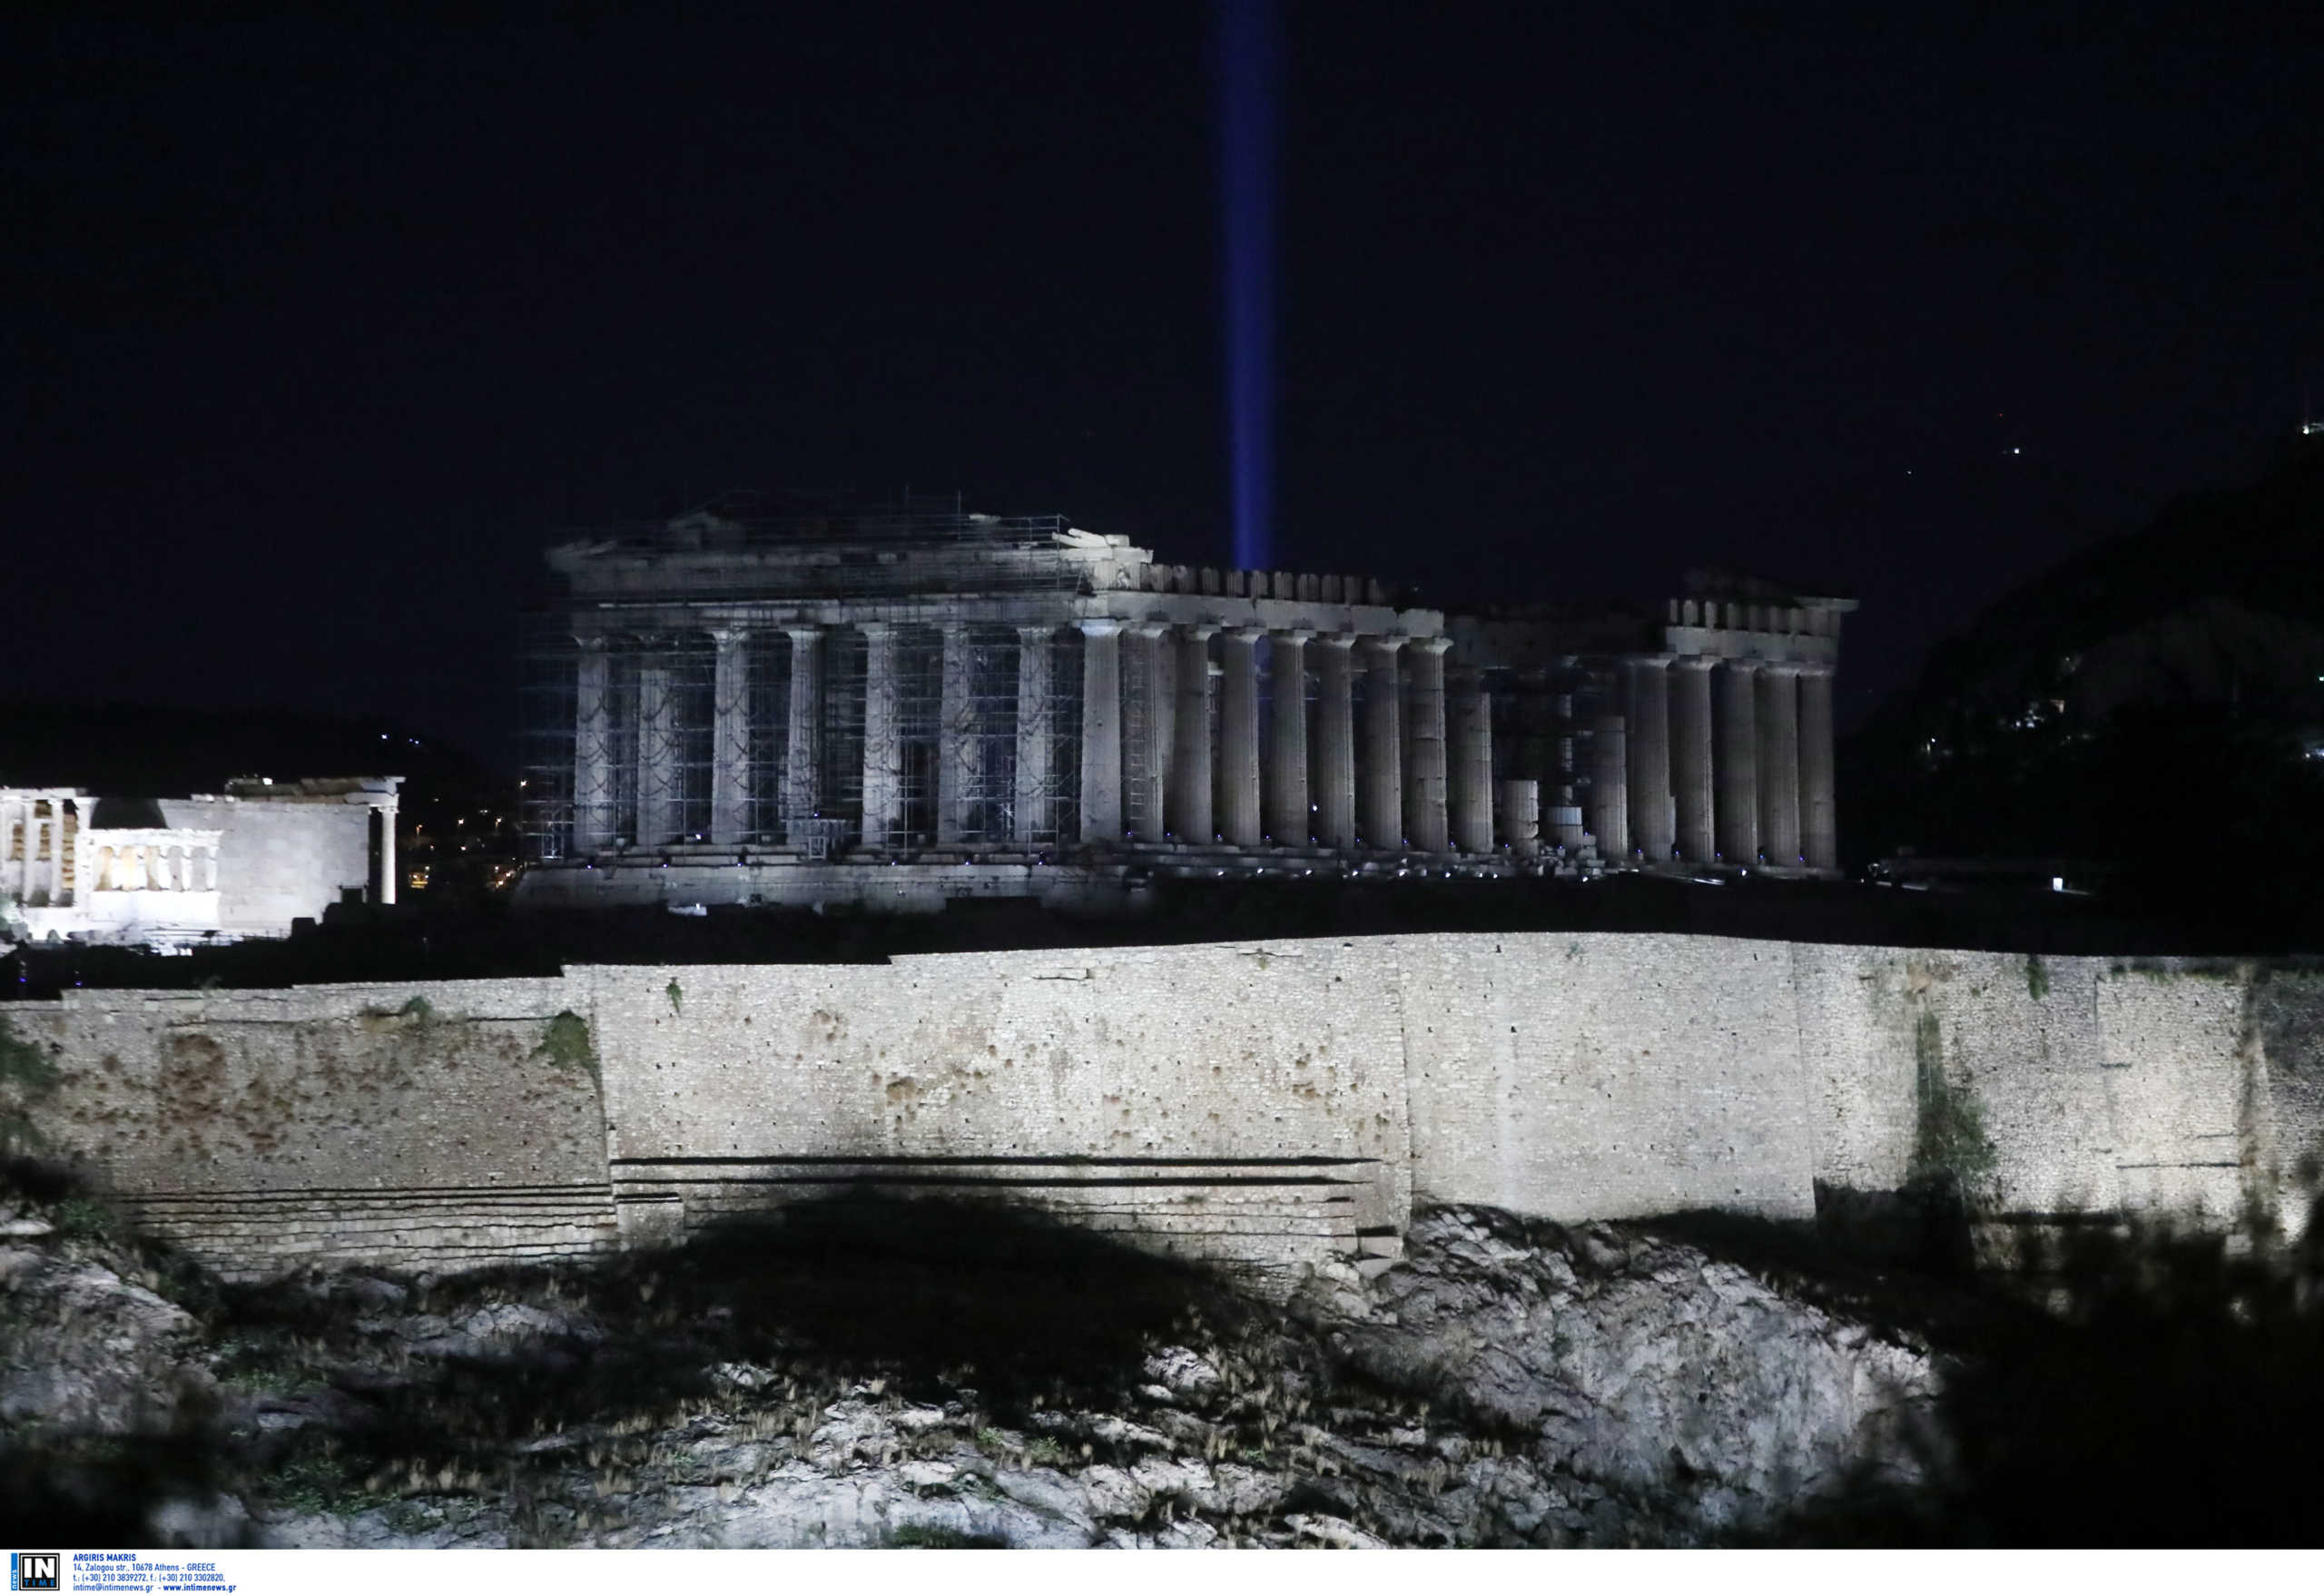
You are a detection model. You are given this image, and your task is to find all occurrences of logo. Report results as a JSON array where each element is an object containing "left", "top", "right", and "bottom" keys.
[{"left": 10, "top": 1555, "right": 58, "bottom": 1592}]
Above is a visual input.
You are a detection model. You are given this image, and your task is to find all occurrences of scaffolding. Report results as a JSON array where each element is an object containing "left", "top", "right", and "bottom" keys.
[{"left": 744, "top": 632, "right": 793, "bottom": 842}]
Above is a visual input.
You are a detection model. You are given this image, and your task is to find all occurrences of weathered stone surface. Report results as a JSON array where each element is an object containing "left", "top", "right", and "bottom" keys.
[{"left": 1293, "top": 1207, "right": 1939, "bottom": 1534}]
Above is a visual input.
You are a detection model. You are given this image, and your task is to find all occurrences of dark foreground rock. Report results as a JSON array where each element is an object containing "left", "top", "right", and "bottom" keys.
[{"left": 2, "top": 1184, "right": 2317, "bottom": 1547}]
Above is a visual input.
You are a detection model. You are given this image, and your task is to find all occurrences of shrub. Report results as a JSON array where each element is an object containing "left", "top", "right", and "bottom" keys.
[
  {"left": 1910, "top": 1011, "right": 1997, "bottom": 1203},
  {"left": 0, "top": 1013, "right": 60, "bottom": 1158},
  {"left": 535, "top": 1011, "right": 601, "bottom": 1091}
]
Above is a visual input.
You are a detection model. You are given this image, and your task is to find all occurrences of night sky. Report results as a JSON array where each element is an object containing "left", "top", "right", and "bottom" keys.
[{"left": 9, "top": 5, "right": 2319, "bottom": 770}]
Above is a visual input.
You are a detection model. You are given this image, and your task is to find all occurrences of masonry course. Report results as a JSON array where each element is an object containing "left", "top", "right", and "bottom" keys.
[{"left": 7, "top": 936, "right": 2318, "bottom": 1284}]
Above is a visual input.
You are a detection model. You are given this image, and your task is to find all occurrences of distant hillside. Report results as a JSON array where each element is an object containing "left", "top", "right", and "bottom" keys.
[
  {"left": 0, "top": 701, "right": 500, "bottom": 811},
  {"left": 1842, "top": 431, "right": 2324, "bottom": 940}
]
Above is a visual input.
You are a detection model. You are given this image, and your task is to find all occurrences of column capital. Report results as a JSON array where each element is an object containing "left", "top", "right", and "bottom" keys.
[
  {"left": 783, "top": 621, "right": 825, "bottom": 641},
  {"left": 1223, "top": 624, "right": 1266, "bottom": 644},
  {"left": 1015, "top": 622, "right": 1057, "bottom": 642},
  {"left": 938, "top": 618, "right": 972, "bottom": 638},
  {"left": 1630, "top": 651, "right": 1675, "bottom": 668},
  {"left": 1670, "top": 654, "right": 1721, "bottom": 674},
  {"left": 1129, "top": 620, "right": 1174, "bottom": 639},
  {"left": 573, "top": 634, "right": 608, "bottom": 652},
  {"left": 1409, "top": 635, "right": 1454, "bottom": 657},
  {"left": 1179, "top": 622, "right": 1222, "bottom": 641},
  {"left": 1076, "top": 617, "right": 1124, "bottom": 639},
  {"left": 1359, "top": 632, "right": 1407, "bottom": 655},
  {"left": 856, "top": 619, "right": 895, "bottom": 638},
  {"left": 706, "top": 626, "right": 749, "bottom": 648},
  {"left": 1794, "top": 660, "right": 1835, "bottom": 679},
  {"left": 1273, "top": 626, "right": 1316, "bottom": 645},
  {"left": 1313, "top": 631, "right": 1358, "bottom": 653},
  {"left": 1759, "top": 659, "right": 1807, "bottom": 678}
]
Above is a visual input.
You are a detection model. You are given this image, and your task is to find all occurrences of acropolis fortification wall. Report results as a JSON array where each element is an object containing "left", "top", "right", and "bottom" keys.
[{"left": 6, "top": 935, "right": 2317, "bottom": 1285}]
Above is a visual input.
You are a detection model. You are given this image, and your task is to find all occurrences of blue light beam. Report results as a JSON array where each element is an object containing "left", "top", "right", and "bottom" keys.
[{"left": 1216, "top": 0, "right": 1280, "bottom": 573}]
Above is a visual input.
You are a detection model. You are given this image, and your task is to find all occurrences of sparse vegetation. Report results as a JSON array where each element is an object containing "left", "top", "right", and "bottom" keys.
[
  {"left": 2024, "top": 954, "right": 2049, "bottom": 1001},
  {"left": 0, "top": 1012, "right": 61, "bottom": 1158},
  {"left": 534, "top": 1011, "right": 600, "bottom": 1090},
  {"left": 664, "top": 979, "right": 684, "bottom": 1018},
  {"left": 1909, "top": 1011, "right": 1997, "bottom": 1203}
]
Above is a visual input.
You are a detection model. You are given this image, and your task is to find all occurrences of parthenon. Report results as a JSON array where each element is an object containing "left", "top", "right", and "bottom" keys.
[{"left": 516, "top": 495, "right": 1851, "bottom": 911}]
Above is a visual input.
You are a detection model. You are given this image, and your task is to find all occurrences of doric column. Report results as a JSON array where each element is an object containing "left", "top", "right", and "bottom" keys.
[
  {"left": 1126, "top": 623, "right": 1172, "bottom": 842},
  {"left": 1587, "top": 714, "right": 1629, "bottom": 859},
  {"left": 1449, "top": 670, "right": 1493, "bottom": 853},
  {"left": 1265, "top": 629, "right": 1314, "bottom": 844},
  {"left": 710, "top": 628, "right": 751, "bottom": 845},
  {"left": 1757, "top": 662, "right": 1803, "bottom": 865},
  {"left": 937, "top": 622, "right": 974, "bottom": 845},
  {"left": 1217, "top": 626, "right": 1265, "bottom": 846},
  {"left": 1169, "top": 626, "right": 1218, "bottom": 842},
  {"left": 860, "top": 623, "right": 903, "bottom": 848},
  {"left": 635, "top": 655, "right": 676, "bottom": 845},
  {"left": 1669, "top": 655, "right": 1718, "bottom": 864},
  {"left": 1714, "top": 660, "right": 1758, "bottom": 865},
  {"left": 1798, "top": 664, "right": 1837, "bottom": 872},
  {"left": 1357, "top": 635, "right": 1404, "bottom": 847},
  {"left": 1013, "top": 626, "right": 1054, "bottom": 846},
  {"left": 377, "top": 803, "right": 398, "bottom": 905},
  {"left": 1403, "top": 636, "right": 1452, "bottom": 852},
  {"left": 1623, "top": 655, "right": 1673, "bottom": 862},
  {"left": 1312, "top": 635, "right": 1358, "bottom": 849},
  {"left": 1076, "top": 619, "right": 1124, "bottom": 843},
  {"left": 782, "top": 625, "right": 823, "bottom": 839},
  {"left": 571, "top": 637, "right": 613, "bottom": 852},
  {"left": 1498, "top": 779, "right": 1541, "bottom": 858}
]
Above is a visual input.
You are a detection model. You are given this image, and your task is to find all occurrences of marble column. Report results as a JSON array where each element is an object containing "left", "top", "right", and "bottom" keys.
[
  {"left": 1623, "top": 655, "right": 1673, "bottom": 862},
  {"left": 1669, "top": 655, "right": 1718, "bottom": 864},
  {"left": 782, "top": 626, "right": 823, "bottom": 840},
  {"left": 572, "top": 637, "right": 613, "bottom": 852},
  {"left": 635, "top": 655, "right": 676, "bottom": 845},
  {"left": 1217, "top": 626, "right": 1265, "bottom": 846},
  {"left": 1077, "top": 619, "right": 1124, "bottom": 843},
  {"left": 936, "top": 622, "right": 973, "bottom": 845},
  {"left": 859, "top": 622, "right": 901, "bottom": 848},
  {"left": 1013, "top": 626, "right": 1054, "bottom": 846},
  {"left": 1757, "top": 662, "right": 1803, "bottom": 866},
  {"left": 1588, "top": 714, "right": 1630, "bottom": 859},
  {"left": 1714, "top": 660, "right": 1758, "bottom": 865},
  {"left": 1169, "top": 626, "right": 1218, "bottom": 842},
  {"left": 710, "top": 628, "right": 751, "bottom": 845},
  {"left": 1498, "top": 779, "right": 1541, "bottom": 858},
  {"left": 1449, "top": 671, "right": 1493, "bottom": 853},
  {"left": 1126, "top": 623, "right": 1172, "bottom": 842},
  {"left": 1265, "top": 629, "right": 1313, "bottom": 844},
  {"left": 1358, "top": 636, "right": 1404, "bottom": 848},
  {"left": 1798, "top": 665, "right": 1837, "bottom": 872},
  {"left": 1312, "top": 635, "right": 1358, "bottom": 849},
  {"left": 1403, "top": 637, "right": 1452, "bottom": 852},
  {"left": 377, "top": 804, "right": 398, "bottom": 905}
]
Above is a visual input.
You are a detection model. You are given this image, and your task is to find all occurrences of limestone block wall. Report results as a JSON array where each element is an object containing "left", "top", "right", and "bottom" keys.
[
  {"left": 576, "top": 944, "right": 1413, "bottom": 1281},
  {"left": 158, "top": 797, "right": 375, "bottom": 934},
  {"left": 1394, "top": 933, "right": 1820, "bottom": 1222},
  {"left": 7, "top": 935, "right": 2317, "bottom": 1284},
  {"left": 17, "top": 978, "right": 614, "bottom": 1278}
]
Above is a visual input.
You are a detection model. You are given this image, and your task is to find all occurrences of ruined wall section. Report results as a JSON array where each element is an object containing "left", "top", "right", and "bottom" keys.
[
  {"left": 21, "top": 978, "right": 613, "bottom": 1277},
  {"left": 2250, "top": 970, "right": 2324, "bottom": 1241},
  {"left": 1396, "top": 933, "right": 1820, "bottom": 1222},
  {"left": 157, "top": 797, "right": 374, "bottom": 934},
  {"left": 580, "top": 943, "right": 1412, "bottom": 1284}
]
